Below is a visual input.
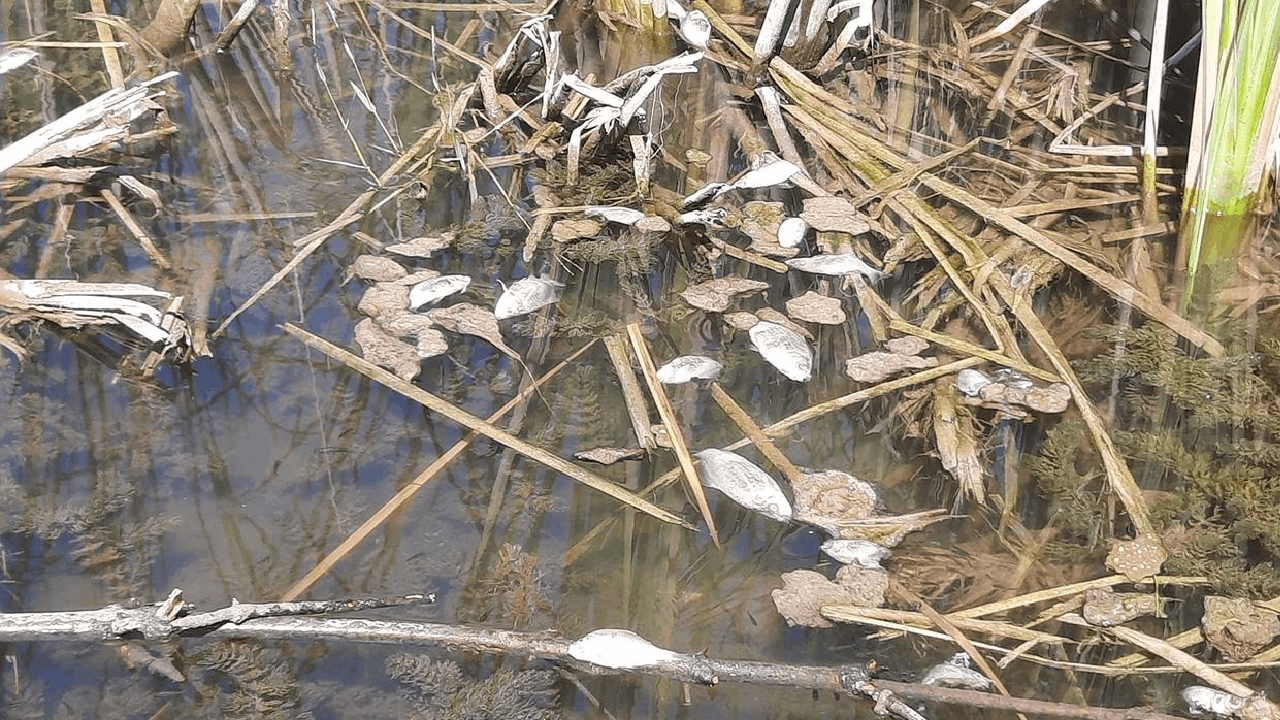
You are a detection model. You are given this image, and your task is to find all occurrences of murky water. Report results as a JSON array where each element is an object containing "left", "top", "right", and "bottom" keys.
[{"left": 6, "top": 0, "right": 1273, "bottom": 716}]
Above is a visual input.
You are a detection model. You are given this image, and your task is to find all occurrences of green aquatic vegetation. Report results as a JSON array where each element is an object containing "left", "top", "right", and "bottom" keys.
[
  {"left": 386, "top": 653, "right": 559, "bottom": 720},
  {"left": 1031, "top": 324, "right": 1280, "bottom": 596}
]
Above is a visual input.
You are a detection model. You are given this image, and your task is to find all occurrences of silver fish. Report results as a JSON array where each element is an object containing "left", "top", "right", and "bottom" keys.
[
  {"left": 695, "top": 448, "right": 792, "bottom": 521},
  {"left": 408, "top": 274, "right": 470, "bottom": 310},
  {"left": 567, "top": 629, "right": 682, "bottom": 669},
  {"left": 821, "top": 539, "right": 890, "bottom": 569},
  {"left": 656, "top": 355, "right": 723, "bottom": 384},
  {"left": 955, "top": 368, "right": 993, "bottom": 396},
  {"left": 785, "top": 253, "right": 887, "bottom": 282},
  {"left": 494, "top": 276, "right": 563, "bottom": 319},
  {"left": 921, "top": 653, "right": 992, "bottom": 690},
  {"left": 749, "top": 321, "right": 813, "bottom": 381},
  {"left": 584, "top": 205, "right": 647, "bottom": 226}
]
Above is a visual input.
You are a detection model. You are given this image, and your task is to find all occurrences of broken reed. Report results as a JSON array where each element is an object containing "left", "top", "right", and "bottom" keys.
[{"left": 1176, "top": 0, "right": 1280, "bottom": 305}]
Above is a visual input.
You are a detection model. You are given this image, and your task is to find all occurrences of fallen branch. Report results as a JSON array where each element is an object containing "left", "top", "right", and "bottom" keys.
[{"left": 0, "top": 596, "right": 1191, "bottom": 720}]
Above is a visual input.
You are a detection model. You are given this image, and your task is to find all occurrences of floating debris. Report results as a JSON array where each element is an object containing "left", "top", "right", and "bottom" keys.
[
  {"left": 551, "top": 218, "right": 602, "bottom": 241},
  {"left": 785, "top": 253, "right": 886, "bottom": 282},
  {"left": 355, "top": 318, "right": 420, "bottom": 381},
  {"left": 426, "top": 302, "right": 522, "bottom": 363},
  {"left": 656, "top": 355, "right": 723, "bottom": 383},
  {"left": 786, "top": 291, "right": 846, "bottom": 325},
  {"left": 680, "top": 276, "right": 769, "bottom": 313},
  {"left": 921, "top": 653, "right": 992, "bottom": 690},
  {"left": 567, "top": 628, "right": 683, "bottom": 669},
  {"left": 494, "top": 276, "right": 563, "bottom": 319},
  {"left": 749, "top": 321, "right": 813, "bottom": 381},
  {"left": 386, "top": 234, "right": 452, "bottom": 258},
  {"left": 792, "top": 468, "right": 879, "bottom": 535},
  {"left": 408, "top": 274, "right": 470, "bottom": 310},
  {"left": 348, "top": 255, "right": 408, "bottom": 283},
  {"left": 821, "top": 539, "right": 891, "bottom": 569},
  {"left": 0, "top": 47, "right": 39, "bottom": 75},
  {"left": 845, "top": 346, "right": 937, "bottom": 383},
  {"left": 573, "top": 447, "right": 646, "bottom": 465},
  {"left": 800, "top": 196, "right": 872, "bottom": 235},
  {"left": 1182, "top": 686, "right": 1247, "bottom": 717},
  {"left": 772, "top": 566, "right": 887, "bottom": 627},
  {"left": 695, "top": 448, "right": 792, "bottom": 521},
  {"left": 1081, "top": 588, "right": 1162, "bottom": 627},
  {"left": 778, "top": 216, "right": 808, "bottom": 248}
]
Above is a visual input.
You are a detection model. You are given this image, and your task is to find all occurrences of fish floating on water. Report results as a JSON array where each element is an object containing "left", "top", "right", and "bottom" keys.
[
  {"left": 785, "top": 253, "right": 887, "bottom": 282},
  {"left": 494, "top": 276, "right": 563, "bottom": 319},
  {"left": 656, "top": 355, "right": 723, "bottom": 384},
  {"left": 695, "top": 448, "right": 792, "bottom": 522},
  {"left": 409, "top": 274, "right": 470, "bottom": 310},
  {"left": 749, "top": 321, "right": 813, "bottom": 381}
]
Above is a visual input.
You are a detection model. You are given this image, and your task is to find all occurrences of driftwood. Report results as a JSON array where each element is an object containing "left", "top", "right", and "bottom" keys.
[{"left": 0, "top": 593, "right": 1190, "bottom": 720}]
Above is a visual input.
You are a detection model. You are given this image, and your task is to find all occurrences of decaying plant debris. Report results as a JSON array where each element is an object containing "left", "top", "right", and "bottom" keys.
[{"left": 4, "top": 0, "right": 1280, "bottom": 716}]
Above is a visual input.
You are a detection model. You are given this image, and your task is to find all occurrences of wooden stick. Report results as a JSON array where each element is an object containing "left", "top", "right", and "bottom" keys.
[
  {"left": 625, "top": 322, "right": 718, "bottom": 546},
  {"left": 604, "top": 334, "right": 655, "bottom": 449}
]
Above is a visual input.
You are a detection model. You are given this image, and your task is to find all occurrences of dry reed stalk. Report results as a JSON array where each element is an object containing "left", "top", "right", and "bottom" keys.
[
  {"left": 604, "top": 334, "right": 656, "bottom": 449},
  {"left": 626, "top": 322, "right": 718, "bottom": 545},
  {"left": 709, "top": 383, "right": 805, "bottom": 490},
  {"left": 283, "top": 323, "right": 691, "bottom": 527},
  {"left": 279, "top": 340, "right": 599, "bottom": 601}
]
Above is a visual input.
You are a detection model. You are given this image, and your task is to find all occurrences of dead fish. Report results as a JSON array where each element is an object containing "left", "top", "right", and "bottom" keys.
[
  {"left": 494, "top": 276, "right": 563, "bottom": 319},
  {"left": 681, "top": 182, "right": 728, "bottom": 210},
  {"left": 676, "top": 207, "right": 727, "bottom": 227},
  {"left": 921, "top": 653, "right": 992, "bottom": 690},
  {"left": 567, "top": 629, "right": 682, "bottom": 669},
  {"left": 409, "top": 274, "right": 470, "bottom": 310},
  {"left": 695, "top": 448, "right": 792, "bottom": 521},
  {"left": 1183, "top": 686, "right": 1247, "bottom": 717},
  {"left": 820, "top": 539, "right": 890, "bottom": 569},
  {"left": 777, "top": 217, "right": 808, "bottom": 248},
  {"left": 955, "top": 368, "right": 993, "bottom": 396},
  {"left": 785, "top": 253, "right": 887, "bottom": 282},
  {"left": 584, "top": 205, "right": 647, "bottom": 226},
  {"left": 749, "top": 321, "right": 813, "bottom": 381},
  {"left": 732, "top": 154, "right": 803, "bottom": 190},
  {"left": 656, "top": 355, "right": 723, "bottom": 384},
  {"left": 678, "top": 10, "right": 711, "bottom": 50}
]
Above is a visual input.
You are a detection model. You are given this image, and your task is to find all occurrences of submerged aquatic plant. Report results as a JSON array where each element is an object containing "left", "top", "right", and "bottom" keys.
[{"left": 1033, "top": 325, "right": 1280, "bottom": 596}]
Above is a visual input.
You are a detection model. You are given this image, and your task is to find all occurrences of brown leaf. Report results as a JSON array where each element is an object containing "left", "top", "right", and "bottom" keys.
[
  {"left": 426, "top": 302, "right": 522, "bottom": 362},
  {"left": 358, "top": 282, "right": 410, "bottom": 319},
  {"left": 845, "top": 351, "right": 937, "bottom": 383},
  {"left": 680, "top": 277, "right": 769, "bottom": 313},
  {"left": 348, "top": 255, "right": 407, "bottom": 283},
  {"left": 551, "top": 218, "right": 602, "bottom": 242},
  {"left": 771, "top": 568, "right": 886, "bottom": 628},
  {"left": 801, "top": 196, "right": 871, "bottom": 234},
  {"left": 355, "top": 318, "right": 420, "bottom": 380},
  {"left": 786, "top": 291, "right": 847, "bottom": 325},
  {"left": 386, "top": 234, "right": 453, "bottom": 258}
]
